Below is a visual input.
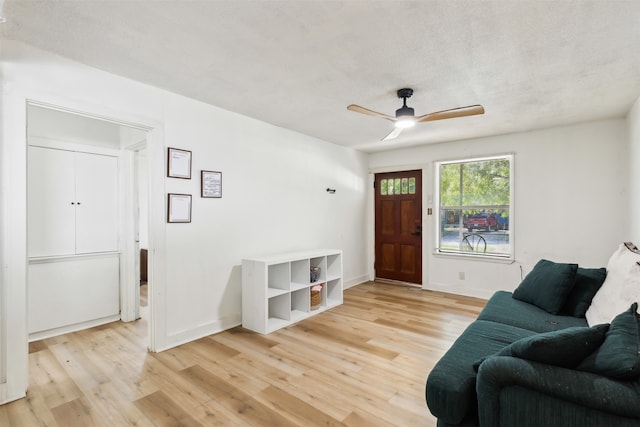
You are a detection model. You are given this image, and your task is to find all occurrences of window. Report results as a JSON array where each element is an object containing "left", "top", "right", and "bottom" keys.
[
  {"left": 436, "top": 155, "right": 513, "bottom": 258},
  {"left": 380, "top": 177, "right": 416, "bottom": 195}
]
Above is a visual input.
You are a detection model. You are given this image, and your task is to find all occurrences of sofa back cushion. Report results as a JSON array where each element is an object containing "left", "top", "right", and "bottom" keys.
[
  {"left": 513, "top": 259, "right": 578, "bottom": 314},
  {"left": 586, "top": 243, "right": 640, "bottom": 326},
  {"left": 579, "top": 302, "right": 640, "bottom": 380},
  {"left": 562, "top": 267, "right": 607, "bottom": 317}
]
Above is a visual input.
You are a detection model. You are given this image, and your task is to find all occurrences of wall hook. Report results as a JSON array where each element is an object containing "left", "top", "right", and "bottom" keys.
[{"left": 326, "top": 188, "right": 336, "bottom": 194}]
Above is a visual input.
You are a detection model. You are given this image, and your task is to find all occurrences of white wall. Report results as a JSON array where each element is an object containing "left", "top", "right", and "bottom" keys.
[
  {"left": 628, "top": 96, "right": 640, "bottom": 245},
  {"left": 27, "top": 104, "right": 128, "bottom": 148},
  {"left": 161, "top": 94, "right": 369, "bottom": 337},
  {"left": 369, "top": 120, "right": 630, "bottom": 298},
  {"left": 0, "top": 40, "right": 369, "bottom": 403},
  {"left": 138, "top": 148, "right": 149, "bottom": 249}
]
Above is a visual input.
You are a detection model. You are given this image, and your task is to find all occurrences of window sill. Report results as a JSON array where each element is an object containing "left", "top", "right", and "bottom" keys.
[{"left": 433, "top": 250, "right": 515, "bottom": 264}]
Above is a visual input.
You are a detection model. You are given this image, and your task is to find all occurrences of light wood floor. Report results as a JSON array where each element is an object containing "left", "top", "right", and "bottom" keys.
[{"left": 0, "top": 281, "right": 486, "bottom": 426}]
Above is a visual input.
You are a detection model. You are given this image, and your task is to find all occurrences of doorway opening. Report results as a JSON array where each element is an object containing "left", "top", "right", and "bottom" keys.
[
  {"left": 26, "top": 103, "right": 150, "bottom": 341},
  {"left": 133, "top": 147, "right": 149, "bottom": 321},
  {"left": 374, "top": 170, "right": 423, "bottom": 285}
]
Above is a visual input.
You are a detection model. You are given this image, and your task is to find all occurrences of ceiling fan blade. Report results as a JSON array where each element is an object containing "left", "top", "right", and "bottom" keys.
[
  {"left": 382, "top": 127, "right": 404, "bottom": 141},
  {"left": 416, "top": 105, "right": 485, "bottom": 123},
  {"left": 347, "top": 104, "right": 396, "bottom": 121}
]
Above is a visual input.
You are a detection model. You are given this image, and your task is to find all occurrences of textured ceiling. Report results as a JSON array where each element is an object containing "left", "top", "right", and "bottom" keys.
[{"left": 2, "top": 1, "right": 640, "bottom": 152}]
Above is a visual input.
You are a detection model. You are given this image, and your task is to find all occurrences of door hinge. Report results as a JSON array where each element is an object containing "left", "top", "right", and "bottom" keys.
[{"left": 373, "top": 181, "right": 376, "bottom": 189}]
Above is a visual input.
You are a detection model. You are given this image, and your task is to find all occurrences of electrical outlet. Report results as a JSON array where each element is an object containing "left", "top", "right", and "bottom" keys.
[{"left": 458, "top": 272, "right": 465, "bottom": 280}]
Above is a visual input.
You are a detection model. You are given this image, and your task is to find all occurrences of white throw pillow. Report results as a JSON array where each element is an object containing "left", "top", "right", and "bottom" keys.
[{"left": 585, "top": 243, "right": 640, "bottom": 326}]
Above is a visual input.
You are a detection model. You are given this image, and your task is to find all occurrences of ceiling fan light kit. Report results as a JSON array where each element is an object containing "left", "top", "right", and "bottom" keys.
[
  {"left": 394, "top": 118, "right": 416, "bottom": 129},
  {"left": 347, "top": 87, "right": 484, "bottom": 141}
]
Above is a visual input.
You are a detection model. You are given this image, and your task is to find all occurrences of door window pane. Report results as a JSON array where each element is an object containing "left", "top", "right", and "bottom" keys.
[{"left": 408, "top": 177, "right": 416, "bottom": 194}]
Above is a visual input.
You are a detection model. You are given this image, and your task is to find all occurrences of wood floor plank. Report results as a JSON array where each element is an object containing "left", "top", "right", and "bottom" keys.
[
  {"left": 256, "top": 384, "right": 346, "bottom": 426},
  {"left": 29, "top": 341, "right": 48, "bottom": 354},
  {"left": 223, "top": 352, "right": 354, "bottom": 420},
  {"left": 1, "top": 389, "right": 56, "bottom": 427},
  {"left": 179, "top": 365, "right": 299, "bottom": 427},
  {"left": 1, "top": 281, "right": 485, "bottom": 427},
  {"left": 212, "top": 333, "right": 306, "bottom": 377},
  {"left": 342, "top": 408, "right": 397, "bottom": 427},
  {"left": 139, "top": 354, "right": 215, "bottom": 408},
  {"left": 83, "top": 381, "right": 156, "bottom": 427},
  {"left": 28, "top": 349, "right": 85, "bottom": 409},
  {"left": 133, "top": 390, "right": 203, "bottom": 427},
  {"left": 50, "top": 396, "right": 99, "bottom": 427},
  {"left": 47, "top": 339, "right": 111, "bottom": 392}
]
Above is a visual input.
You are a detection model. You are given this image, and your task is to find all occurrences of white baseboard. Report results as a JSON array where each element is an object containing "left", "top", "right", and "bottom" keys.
[
  {"left": 28, "top": 314, "right": 121, "bottom": 342},
  {"left": 0, "top": 385, "right": 26, "bottom": 406},
  {"left": 423, "top": 282, "right": 494, "bottom": 300},
  {"left": 156, "top": 312, "right": 242, "bottom": 352},
  {"left": 344, "top": 274, "right": 370, "bottom": 289}
]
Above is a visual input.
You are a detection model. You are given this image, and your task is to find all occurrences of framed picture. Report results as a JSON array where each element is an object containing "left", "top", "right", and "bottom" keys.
[
  {"left": 167, "top": 193, "right": 192, "bottom": 223},
  {"left": 167, "top": 147, "right": 192, "bottom": 179},
  {"left": 201, "top": 170, "right": 222, "bottom": 198}
]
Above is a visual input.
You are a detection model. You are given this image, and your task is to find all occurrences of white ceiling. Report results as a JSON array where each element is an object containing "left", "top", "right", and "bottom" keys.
[{"left": 2, "top": 1, "right": 640, "bottom": 152}]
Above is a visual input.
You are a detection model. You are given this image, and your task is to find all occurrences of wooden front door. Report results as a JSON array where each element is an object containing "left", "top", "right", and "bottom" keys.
[{"left": 375, "top": 170, "right": 422, "bottom": 284}]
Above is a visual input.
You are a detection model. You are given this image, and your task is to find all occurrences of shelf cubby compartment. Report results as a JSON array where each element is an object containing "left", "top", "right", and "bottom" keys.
[
  {"left": 267, "top": 293, "right": 290, "bottom": 332},
  {"left": 310, "top": 256, "right": 327, "bottom": 284},
  {"left": 267, "top": 287, "right": 289, "bottom": 299},
  {"left": 291, "top": 288, "right": 310, "bottom": 322},
  {"left": 326, "top": 253, "right": 342, "bottom": 281},
  {"left": 268, "top": 262, "right": 290, "bottom": 292},
  {"left": 290, "top": 258, "right": 310, "bottom": 291},
  {"left": 326, "top": 279, "right": 343, "bottom": 307},
  {"left": 242, "top": 250, "right": 342, "bottom": 334}
]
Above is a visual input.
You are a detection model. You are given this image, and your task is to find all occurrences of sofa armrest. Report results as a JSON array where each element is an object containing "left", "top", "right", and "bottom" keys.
[{"left": 476, "top": 356, "right": 640, "bottom": 426}]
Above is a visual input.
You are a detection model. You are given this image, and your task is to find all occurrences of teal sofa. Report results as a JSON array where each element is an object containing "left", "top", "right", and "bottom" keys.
[{"left": 425, "top": 260, "right": 640, "bottom": 426}]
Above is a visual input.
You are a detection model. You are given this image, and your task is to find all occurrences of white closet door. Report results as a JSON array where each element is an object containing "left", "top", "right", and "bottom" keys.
[
  {"left": 28, "top": 146, "right": 76, "bottom": 257},
  {"left": 75, "top": 152, "right": 119, "bottom": 254}
]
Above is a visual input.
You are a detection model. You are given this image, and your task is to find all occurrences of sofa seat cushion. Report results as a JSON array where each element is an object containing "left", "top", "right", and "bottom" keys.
[
  {"left": 478, "top": 291, "right": 588, "bottom": 333},
  {"left": 426, "top": 320, "right": 536, "bottom": 425},
  {"left": 473, "top": 324, "right": 609, "bottom": 372}
]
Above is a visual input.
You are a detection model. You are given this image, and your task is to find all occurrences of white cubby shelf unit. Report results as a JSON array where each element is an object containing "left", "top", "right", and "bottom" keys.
[{"left": 241, "top": 250, "right": 343, "bottom": 334}]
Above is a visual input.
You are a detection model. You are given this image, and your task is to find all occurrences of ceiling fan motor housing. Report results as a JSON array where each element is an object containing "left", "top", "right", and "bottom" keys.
[
  {"left": 396, "top": 88, "right": 415, "bottom": 118},
  {"left": 396, "top": 106, "right": 414, "bottom": 118}
]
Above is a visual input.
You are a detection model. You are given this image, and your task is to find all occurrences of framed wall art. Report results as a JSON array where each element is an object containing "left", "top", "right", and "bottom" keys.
[
  {"left": 167, "top": 147, "right": 192, "bottom": 179},
  {"left": 167, "top": 193, "right": 192, "bottom": 223},
  {"left": 201, "top": 170, "right": 222, "bottom": 198}
]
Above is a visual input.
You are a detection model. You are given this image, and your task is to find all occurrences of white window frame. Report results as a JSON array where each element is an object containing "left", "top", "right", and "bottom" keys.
[{"left": 435, "top": 154, "right": 514, "bottom": 260}]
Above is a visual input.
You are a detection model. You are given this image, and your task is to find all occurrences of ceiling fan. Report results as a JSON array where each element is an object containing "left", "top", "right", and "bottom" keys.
[{"left": 347, "top": 88, "right": 485, "bottom": 141}]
